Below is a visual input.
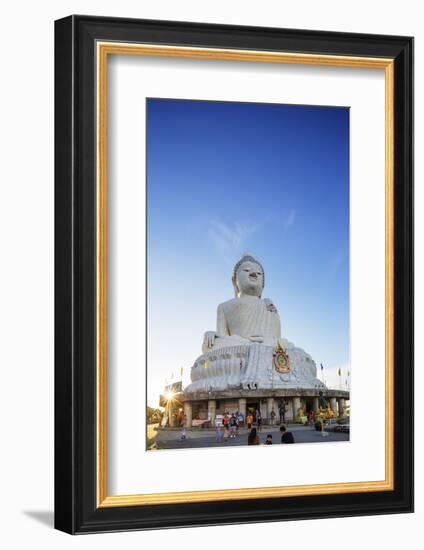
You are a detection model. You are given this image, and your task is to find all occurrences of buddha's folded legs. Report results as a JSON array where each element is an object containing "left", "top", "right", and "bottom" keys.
[
  {"left": 202, "top": 334, "right": 250, "bottom": 354},
  {"left": 240, "top": 343, "right": 274, "bottom": 389}
]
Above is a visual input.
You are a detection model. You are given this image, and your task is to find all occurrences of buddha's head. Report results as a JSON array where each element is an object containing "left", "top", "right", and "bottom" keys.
[{"left": 232, "top": 252, "right": 265, "bottom": 298}]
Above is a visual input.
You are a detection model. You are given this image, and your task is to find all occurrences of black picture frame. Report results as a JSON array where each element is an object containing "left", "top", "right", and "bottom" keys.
[{"left": 55, "top": 15, "right": 413, "bottom": 534}]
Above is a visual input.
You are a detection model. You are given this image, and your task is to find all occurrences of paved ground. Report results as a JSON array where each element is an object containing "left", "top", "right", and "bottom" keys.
[{"left": 150, "top": 423, "right": 349, "bottom": 450}]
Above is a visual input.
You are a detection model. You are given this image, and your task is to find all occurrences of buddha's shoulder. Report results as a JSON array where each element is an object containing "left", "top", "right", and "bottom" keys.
[{"left": 218, "top": 298, "right": 240, "bottom": 311}]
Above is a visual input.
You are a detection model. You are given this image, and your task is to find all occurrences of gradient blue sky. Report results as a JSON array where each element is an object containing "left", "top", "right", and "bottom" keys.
[{"left": 147, "top": 98, "right": 349, "bottom": 406}]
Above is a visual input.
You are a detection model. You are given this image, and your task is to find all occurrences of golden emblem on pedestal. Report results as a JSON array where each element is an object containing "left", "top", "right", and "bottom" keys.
[{"left": 273, "top": 342, "right": 290, "bottom": 374}]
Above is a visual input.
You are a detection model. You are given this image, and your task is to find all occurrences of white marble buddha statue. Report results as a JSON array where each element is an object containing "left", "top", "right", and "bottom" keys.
[
  {"left": 202, "top": 253, "right": 282, "bottom": 354},
  {"left": 185, "top": 252, "right": 322, "bottom": 393}
]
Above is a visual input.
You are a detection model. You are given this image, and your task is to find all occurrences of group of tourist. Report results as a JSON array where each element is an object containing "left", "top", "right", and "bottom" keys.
[
  {"left": 213, "top": 410, "right": 295, "bottom": 445},
  {"left": 217, "top": 412, "right": 245, "bottom": 440},
  {"left": 218, "top": 409, "right": 262, "bottom": 439},
  {"left": 247, "top": 425, "right": 295, "bottom": 445}
]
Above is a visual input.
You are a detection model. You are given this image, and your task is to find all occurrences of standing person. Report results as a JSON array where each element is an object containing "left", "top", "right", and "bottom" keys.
[
  {"left": 280, "top": 424, "right": 295, "bottom": 444},
  {"left": 279, "top": 399, "right": 286, "bottom": 424},
  {"left": 264, "top": 434, "right": 273, "bottom": 445},
  {"left": 223, "top": 413, "right": 230, "bottom": 441},
  {"left": 246, "top": 412, "right": 253, "bottom": 430},
  {"left": 215, "top": 423, "right": 223, "bottom": 443},
  {"left": 248, "top": 427, "right": 259, "bottom": 445},
  {"left": 229, "top": 413, "right": 238, "bottom": 438},
  {"left": 238, "top": 411, "right": 244, "bottom": 429},
  {"left": 256, "top": 409, "right": 262, "bottom": 432},
  {"left": 270, "top": 409, "right": 276, "bottom": 426}
]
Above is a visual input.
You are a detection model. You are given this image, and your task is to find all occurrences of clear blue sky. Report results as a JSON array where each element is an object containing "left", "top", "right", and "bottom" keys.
[{"left": 146, "top": 98, "right": 349, "bottom": 406}]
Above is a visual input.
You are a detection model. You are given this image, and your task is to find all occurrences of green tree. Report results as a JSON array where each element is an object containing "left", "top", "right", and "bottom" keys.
[{"left": 147, "top": 406, "right": 163, "bottom": 424}]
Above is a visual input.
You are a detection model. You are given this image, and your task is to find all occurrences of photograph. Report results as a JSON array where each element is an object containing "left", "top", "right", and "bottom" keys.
[
  {"left": 146, "top": 97, "right": 351, "bottom": 450},
  {"left": 51, "top": 12, "right": 413, "bottom": 535}
]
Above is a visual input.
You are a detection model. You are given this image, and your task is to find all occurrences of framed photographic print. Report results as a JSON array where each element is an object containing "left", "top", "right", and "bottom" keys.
[{"left": 54, "top": 15, "right": 413, "bottom": 533}]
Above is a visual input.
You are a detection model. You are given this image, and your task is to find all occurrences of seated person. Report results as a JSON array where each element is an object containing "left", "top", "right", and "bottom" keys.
[{"left": 280, "top": 424, "right": 295, "bottom": 444}]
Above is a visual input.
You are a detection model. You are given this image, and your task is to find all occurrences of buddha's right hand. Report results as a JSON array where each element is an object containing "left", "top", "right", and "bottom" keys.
[{"left": 203, "top": 331, "right": 217, "bottom": 349}]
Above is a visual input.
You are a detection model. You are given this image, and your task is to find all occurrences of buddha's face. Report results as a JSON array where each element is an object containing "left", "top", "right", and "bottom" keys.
[{"left": 236, "top": 261, "right": 264, "bottom": 297}]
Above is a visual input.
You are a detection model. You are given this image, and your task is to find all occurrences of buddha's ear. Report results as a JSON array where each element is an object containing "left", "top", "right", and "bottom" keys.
[{"left": 232, "top": 274, "right": 239, "bottom": 298}]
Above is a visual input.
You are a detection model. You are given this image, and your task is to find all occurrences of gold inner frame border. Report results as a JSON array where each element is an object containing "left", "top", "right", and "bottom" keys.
[{"left": 96, "top": 42, "right": 395, "bottom": 508}]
